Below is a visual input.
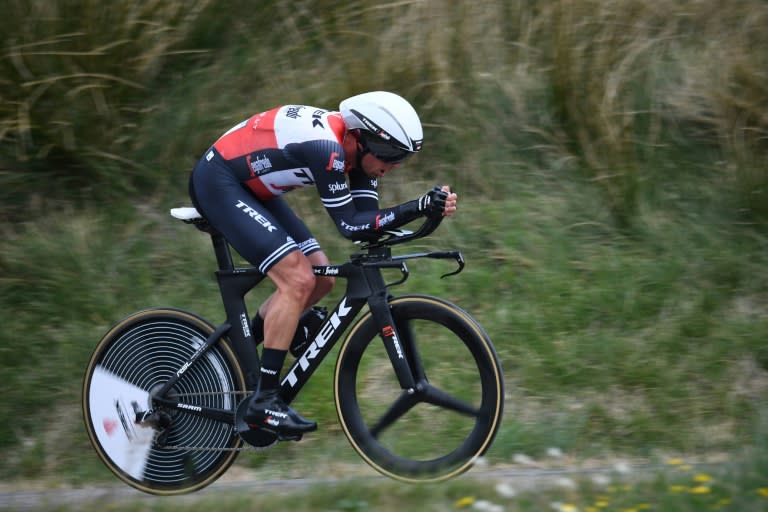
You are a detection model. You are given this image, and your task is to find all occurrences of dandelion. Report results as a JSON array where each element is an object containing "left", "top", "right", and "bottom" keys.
[
  {"left": 757, "top": 487, "right": 768, "bottom": 497},
  {"left": 693, "top": 473, "right": 712, "bottom": 483},
  {"left": 666, "top": 458, "right": 684, "bottom": 466},
  {"left": 689, "top": 486, "right": 711, "bottom": 494},
  {"left": 455, "top": 496, "right": 476, "bottom": 508}
]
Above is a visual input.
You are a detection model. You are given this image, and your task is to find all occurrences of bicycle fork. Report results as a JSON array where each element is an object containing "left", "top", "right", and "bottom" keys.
[{"left": 367, "top": 289, "right": 418, "bottom": 392}]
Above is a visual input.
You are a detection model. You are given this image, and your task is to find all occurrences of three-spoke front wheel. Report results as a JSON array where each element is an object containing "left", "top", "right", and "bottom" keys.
[{"left": 335, "top": 295, "right": 504, "bottom": 482}]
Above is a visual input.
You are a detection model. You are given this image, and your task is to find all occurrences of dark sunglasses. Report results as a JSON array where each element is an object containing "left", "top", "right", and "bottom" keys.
[{"left": 358, "top": 131, "right": 413, "bottom": 164}]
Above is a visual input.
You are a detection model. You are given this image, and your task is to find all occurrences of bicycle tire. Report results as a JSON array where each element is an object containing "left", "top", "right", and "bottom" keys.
[
  {"left": 335, "top": 295, "right": 504, "bottom": 482},
  {"left": 82, "top": 308, "right": 246, "bottom": 495}
]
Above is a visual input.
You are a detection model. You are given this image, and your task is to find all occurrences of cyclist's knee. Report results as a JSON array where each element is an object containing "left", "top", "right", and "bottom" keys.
[{"left": 270, "top": 251, "right": 315, "bottom": 300}]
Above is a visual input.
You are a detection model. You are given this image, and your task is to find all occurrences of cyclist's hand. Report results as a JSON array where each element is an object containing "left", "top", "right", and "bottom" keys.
[
  {"left": 440, "top": 185, "right": 458, "bottom": 217},
  {"left": 417, "top": 186, "right": 449, "bottom": 218}
]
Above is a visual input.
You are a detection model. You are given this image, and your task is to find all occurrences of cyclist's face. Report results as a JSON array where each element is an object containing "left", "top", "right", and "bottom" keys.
[{"left": 361, "top": 152, "right": 400, "bottom": 178}]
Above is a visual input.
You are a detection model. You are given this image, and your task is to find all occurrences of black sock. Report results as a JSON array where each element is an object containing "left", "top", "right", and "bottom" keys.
[
  {"left": 251, "top": 312, "right": 265, "bottom": 343},
  {"left": 259, "top": 348, "right": 287, "bottom": 391}
]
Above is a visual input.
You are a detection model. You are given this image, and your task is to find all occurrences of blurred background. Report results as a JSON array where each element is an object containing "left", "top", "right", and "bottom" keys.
[{"left": 1, "top": 0, "right": 767, "bottom": 494}]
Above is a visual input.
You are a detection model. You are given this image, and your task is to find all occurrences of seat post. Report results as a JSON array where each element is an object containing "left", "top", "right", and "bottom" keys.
[{"left": 210, "top": 231, "right": 235, "bottom": 271}]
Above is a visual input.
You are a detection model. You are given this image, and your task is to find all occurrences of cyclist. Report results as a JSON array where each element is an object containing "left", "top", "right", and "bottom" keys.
[{"left": 189, "top": 91, "right": 458, "bottom": 437}]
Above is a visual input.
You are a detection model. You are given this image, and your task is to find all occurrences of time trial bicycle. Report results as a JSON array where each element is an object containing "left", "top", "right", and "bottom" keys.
[{"left": 82, "top": 206, "right": 504, "bottom": 495}]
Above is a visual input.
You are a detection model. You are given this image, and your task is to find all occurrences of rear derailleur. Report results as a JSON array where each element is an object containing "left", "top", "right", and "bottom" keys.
[{"left": 132, "top": 401, "right": 173, "bottom": 447}]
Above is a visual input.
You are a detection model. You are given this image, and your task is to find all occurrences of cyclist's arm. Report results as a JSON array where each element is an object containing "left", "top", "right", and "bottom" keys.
[
  {"left": 291, "top": 140, "right": 422, "bottom": 240},
  {"left": 347, "top": 167, "right": 379, "bottom": 211}
]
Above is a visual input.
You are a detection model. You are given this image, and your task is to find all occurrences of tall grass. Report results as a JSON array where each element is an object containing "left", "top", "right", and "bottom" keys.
[
  {"left": 4, "top": 0, "right": 766, "bottom": 218},
  {"left": 0, "top": 0, "right": 213, "bottom": 218}
]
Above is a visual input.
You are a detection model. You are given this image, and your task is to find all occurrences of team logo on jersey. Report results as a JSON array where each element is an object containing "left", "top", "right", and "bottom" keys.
[
  {"left": 328, "top": 182, "right": 347, "bottom": 194},
  {"left": 235, "top": 200, "right": 277, "bottom": 232},
  {"left": 375, "top": 212, "right": 395, "bottom": 229},
  {"left": 285, "top": 105, "right": 305, "bottom": 119},
  {"left": 312, "top": 109, "right": 326, "bottom": 129},
  {"left": 247, "top": 154, "right": 272, "bottom": 175},
  {"left": 326, "top": 151, "right": 344, "bottom": 172},
  {"left": 341, "top": 220, "right": 370, "bottom": 232}
]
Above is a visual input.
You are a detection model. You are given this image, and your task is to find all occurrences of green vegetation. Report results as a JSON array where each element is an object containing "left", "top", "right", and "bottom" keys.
[
  {"left": 1, "top": 0, "right": 766, "bottom": 500},
  {"left": 18, "top": 439, "right": 768, "bottom": 512}
]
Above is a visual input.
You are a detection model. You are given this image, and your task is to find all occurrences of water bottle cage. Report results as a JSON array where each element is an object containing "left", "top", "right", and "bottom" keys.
[{"left": 289, "top": 307, "right": 328, "bottom": 357}]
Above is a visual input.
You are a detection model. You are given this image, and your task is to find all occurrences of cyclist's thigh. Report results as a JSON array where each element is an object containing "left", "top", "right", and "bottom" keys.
[
  {"left": 262, "top": 197, "right": 322, "bottom": 257},
  {"left": 191, "top": 161, "right": 299, "bottom": 274}
]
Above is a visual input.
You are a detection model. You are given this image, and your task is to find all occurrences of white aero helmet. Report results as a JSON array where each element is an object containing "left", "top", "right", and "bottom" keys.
[{"left": 339, "top": 91, "right": 423, "bottom": 163}]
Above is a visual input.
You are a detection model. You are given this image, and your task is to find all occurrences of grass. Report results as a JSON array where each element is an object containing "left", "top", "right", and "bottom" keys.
[
  {"left": 1, "top": 0, "right": 768, "bottom": 496},
  {"left": 13, "top": 439, "right": 768, "bottom": 512}
]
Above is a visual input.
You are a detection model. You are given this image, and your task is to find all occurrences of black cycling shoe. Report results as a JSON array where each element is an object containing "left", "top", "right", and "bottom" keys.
[{"left": 244, "top": 389, "right": 317, "bottom": 435}]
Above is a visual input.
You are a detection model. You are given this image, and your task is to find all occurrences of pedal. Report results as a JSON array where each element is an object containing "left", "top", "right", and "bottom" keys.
[{"left": 234, "top": 396, "right": 279, "bottom": 449}]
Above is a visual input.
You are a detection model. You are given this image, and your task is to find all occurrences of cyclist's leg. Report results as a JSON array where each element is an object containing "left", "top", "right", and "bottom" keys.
[
  {"left": 260, "top": 197, "right": 335, "bottom": 310},
  {"left": 262, "top": 251, "right": 314, "bottom": 351},
  {"left": 251, "top": 198, "right": 335, "bottom": 343},
  {"left": 191, "top": 163, "right": 315, "bottom": 349},
  {"left": 191, "top": 162, "right": 317, "bottom": 435}
]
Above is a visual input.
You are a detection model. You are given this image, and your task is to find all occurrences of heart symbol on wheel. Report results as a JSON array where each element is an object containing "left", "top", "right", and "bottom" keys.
[{"left": 103, "top": 418, "right": 118, "bottom": 436}]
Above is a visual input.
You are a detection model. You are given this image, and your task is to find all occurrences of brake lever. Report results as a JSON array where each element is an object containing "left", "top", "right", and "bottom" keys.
[
  {"left": 438, "top": 251, "right": 465, "bottom": 278},
  {"left": 406, "top": 250, "right": 465, "bottom": 278}
]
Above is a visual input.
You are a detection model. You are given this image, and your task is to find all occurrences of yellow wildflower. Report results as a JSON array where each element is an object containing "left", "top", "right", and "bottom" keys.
[
  {"left": 689, "top": 485, "right": 711, "bottom": 494},
  {"left": 666, "top": 458, "right": 684, "bottom": 465},
  {"left": 757, "top": 487, "right": 768, "bottom": 497},
  {"left": 693, "top": 473, "right": 712, "bottom": 483},
  {"left": 455, "top": 496, "right": 475, "bottom": 508}
]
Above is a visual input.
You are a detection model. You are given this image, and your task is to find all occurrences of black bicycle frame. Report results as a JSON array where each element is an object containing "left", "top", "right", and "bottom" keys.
[{"left": 151, "top": 219, "right": 463, "bottom": 426}]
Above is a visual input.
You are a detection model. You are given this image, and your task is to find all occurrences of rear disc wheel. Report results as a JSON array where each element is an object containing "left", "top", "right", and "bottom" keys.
[{"left": 82, "top": 308, "right": 246, "bottom": 495}]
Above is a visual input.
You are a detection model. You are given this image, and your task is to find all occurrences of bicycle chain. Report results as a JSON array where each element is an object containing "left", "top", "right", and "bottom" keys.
[{"left": 151, "top": 391, "right": 279, "bottom": 452}]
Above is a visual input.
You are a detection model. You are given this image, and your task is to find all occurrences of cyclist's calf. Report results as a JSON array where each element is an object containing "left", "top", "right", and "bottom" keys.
[{"left": 262, "top": 251, "right": 318, "bottom": 349}]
